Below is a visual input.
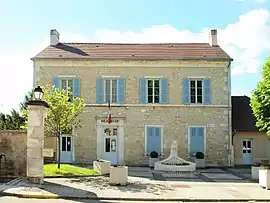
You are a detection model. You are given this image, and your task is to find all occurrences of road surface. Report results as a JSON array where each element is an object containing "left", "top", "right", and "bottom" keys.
[{"left": 0, "top": 196, "right": 258, "bottom": 203}]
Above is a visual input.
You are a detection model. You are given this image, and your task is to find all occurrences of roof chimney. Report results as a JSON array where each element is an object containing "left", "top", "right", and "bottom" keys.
[
  {"left": 209, "top": 29, "right": 218, "bottom": 46},
  {"left": 50, "top": 29, "right": 59, "bottom": 46}
]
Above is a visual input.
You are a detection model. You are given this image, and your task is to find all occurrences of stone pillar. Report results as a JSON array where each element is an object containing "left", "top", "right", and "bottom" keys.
[
  {"left": 26, "top": 101, "right": 49, "bottom": 184},
  {"left": 118, "top": 126, "right": 124, "bottom": 165},
  {"left": 96, "top": 124, "right": 103, "bottom": 160}
]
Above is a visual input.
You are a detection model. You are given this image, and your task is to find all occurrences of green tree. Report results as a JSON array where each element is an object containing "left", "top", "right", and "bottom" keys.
[
  {"left": 0, "top": 109, "right": 25, "bottom": 130},
  {"left": 20, "top": 91, "right": 33, "bottom": 110},
  {"left": 22, "top": 85, "right": 84, "bottom": 168},
  {"left": 250, "top": 57, "right": 270, "bottom": 135}
]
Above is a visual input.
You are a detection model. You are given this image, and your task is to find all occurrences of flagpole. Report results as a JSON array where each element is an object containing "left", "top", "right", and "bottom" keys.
[{"left": 108, "top": 100, "right": 112, "bottom": 124}]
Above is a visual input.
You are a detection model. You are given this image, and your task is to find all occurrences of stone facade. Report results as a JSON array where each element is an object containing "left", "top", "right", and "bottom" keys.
[
  {"left": 34, "top": 59, "right": 231, "bottom": 166},
  {"left": 0, "top": 130, "right": 27, "bottom": 176}
]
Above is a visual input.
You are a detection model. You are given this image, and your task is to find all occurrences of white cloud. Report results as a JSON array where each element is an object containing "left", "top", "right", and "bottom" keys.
[
  {"left": 236, "top": 0, "right": 266, "bottom": 2},
  {"left": 255, "top": 0, "right": 265, "bottom": 3},
  {"left": 89, "top": 9, "right": 270, "bottom": 75},
  {"left": 0, "top": 9, "right": 269, "bottom": 113}
]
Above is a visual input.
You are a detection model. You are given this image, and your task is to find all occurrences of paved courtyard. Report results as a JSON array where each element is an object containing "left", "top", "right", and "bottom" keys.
[
  {"left": 1, "top": 167, "right": 269, "bottom": 201},
  {"left": 129, "top": 167, "right": 253, "bottom": 183}
]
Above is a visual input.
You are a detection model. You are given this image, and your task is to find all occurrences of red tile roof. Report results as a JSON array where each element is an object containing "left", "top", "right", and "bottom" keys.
[{"left": 33, "top": 43, "right": 232, "bottom": 60}]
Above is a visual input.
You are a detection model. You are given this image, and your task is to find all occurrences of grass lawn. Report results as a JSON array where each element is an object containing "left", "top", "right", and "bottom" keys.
[{"left": 44, "top": 164, "right": 100, "bottom": 176}]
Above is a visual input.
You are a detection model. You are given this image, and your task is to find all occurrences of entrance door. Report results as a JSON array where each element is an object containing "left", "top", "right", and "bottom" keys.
[
  {"left": 242, "top": 140, "right": 253, "bottom": 165},
  {"left": 102, "top": 127, "right": 118, "bottom": 165},
  {"left": 60, "top": 136, "right": 73, "bottom": 163}
]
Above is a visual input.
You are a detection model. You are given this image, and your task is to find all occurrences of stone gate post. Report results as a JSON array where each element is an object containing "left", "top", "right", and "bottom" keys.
[{"left": 26, "top": 100, "right": 49, "bottom": 184}]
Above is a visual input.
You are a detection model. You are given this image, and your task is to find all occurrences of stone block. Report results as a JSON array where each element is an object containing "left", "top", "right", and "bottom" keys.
[
  {"left": 43, "top": 149, "right": 54, "bottom": 157},
  {"left": 27, "top": 177, "right": 44, "bottom": 184}
]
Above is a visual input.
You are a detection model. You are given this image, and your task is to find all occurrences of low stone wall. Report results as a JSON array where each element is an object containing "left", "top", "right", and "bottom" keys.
[{"left": 0, "top": 130, "right": 27, "bottom": 176}]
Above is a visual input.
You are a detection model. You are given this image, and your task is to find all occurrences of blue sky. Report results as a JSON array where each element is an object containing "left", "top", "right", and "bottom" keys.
[{"left": 0, "top": 0, "right": 270, "bottom": 113}]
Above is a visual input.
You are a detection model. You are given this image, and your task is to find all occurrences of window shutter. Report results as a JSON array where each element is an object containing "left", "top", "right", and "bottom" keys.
[
  {"left": 159, "top": 78, "right": 168, "bottom": 104},
  {"left": 203, "top": 79, "right": 211, "bottom": 104},
  {"left": 154, "top": 127, "right": 162, "bottom": 154},
  {"left": 116, "top": 77, "right": 125, "bottom": 104},
  {"left": 147, "top": 127, "right": 162, "bottom": 154},
  {"left": 196, "top": 127, "right": 205, "bottom": 152},
  {"left": 139, "top": 78, "right": 147, "bottom": 104},
  {"left": 190, "top": 127, "right": 205, "bottom": 154},
  {"left": 147, "top": 127, "right": 154, "bottom": 154},
  {"left": 96, "top": 77, "right": 105, "bottom": 104},
  {"left": 182, "top": 78, "right": 190, "bottom": 104},
  {"left": 52, "top": 76, "right": 60, "bottom": 89},
  {"left": 73, "top": 78, "right": 81, "bottom": 97}
]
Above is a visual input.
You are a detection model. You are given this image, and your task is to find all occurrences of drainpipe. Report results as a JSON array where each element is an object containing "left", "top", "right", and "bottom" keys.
[
  {"left": 232, "top": 130, "right": 237, "bottom": 145},
  {"left": 227, "top": 61, "right": 233, "bottom": 167}
]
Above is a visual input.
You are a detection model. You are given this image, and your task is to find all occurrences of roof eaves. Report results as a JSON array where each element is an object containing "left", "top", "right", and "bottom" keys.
[
  {"left": 31, "top": 57, "right": 233, "bottom": 61},
  {"left": 31, "top": 45, "right": 52, "bottom": 61}
]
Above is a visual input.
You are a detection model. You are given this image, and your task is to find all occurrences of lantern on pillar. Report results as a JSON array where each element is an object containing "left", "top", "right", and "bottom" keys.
[{"left": 33, "top": 86, "right": 44, "bottom": 101}]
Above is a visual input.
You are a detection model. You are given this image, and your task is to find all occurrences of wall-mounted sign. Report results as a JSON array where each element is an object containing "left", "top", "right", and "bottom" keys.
[{"left": 101, "top": 119, "right": 119, "bottom": 123}]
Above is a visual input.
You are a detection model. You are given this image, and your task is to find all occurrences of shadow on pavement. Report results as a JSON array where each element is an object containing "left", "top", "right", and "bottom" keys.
[
  {"left": 70, "top": 176, "right": 176, "bottom": 195},
  {"left": 42, "top": 181, "right": 97, "bottom": 202}
]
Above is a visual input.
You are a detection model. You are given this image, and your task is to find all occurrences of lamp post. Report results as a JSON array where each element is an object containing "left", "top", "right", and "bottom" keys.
[
  {"left": 26, "top": 86, "right": 49, "bottom": 184},
  {"left": 33, "top": 86, "right": 44, "bottom": 101},
  {"left": 27, "top": 86, "right": 49, "bottom": 108}
]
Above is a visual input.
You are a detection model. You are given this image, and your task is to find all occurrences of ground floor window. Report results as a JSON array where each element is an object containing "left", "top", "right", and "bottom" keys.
[{"left": 145, "top": 125, "right": 163, "bottom": 155}]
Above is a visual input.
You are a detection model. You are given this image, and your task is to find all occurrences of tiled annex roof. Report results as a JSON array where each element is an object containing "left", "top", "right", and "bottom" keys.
[
  {"left": 33, "top": 43, "right": 232, "bottom": 60},
  {"left": 232, "top": 96, "right": 259, "bottom": 132}
]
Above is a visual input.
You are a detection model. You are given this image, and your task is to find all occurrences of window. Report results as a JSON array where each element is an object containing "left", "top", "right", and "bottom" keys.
[
  {"left": 104, "top": 128, "right": 117, "bottom": 153},
  {"left": 61, "top": 79, "right": 73, "bottom": 92},
  {"left": 105, "top": 79, "right": 117, "bottom": 103},
  {"left": 242, "top": 140, "right": 252, "bottom": 154},
  {"left": 61, "top": 136, "right": 72, "bottom": 152},
  {"left": 144, "top": 125, "right": 163, "bottom": 155},
  {"left": 147, "top": 79, "right": 160, "bottom": 103},
  {"left": 190, "top": 79, "right": 203, "bottom": 104}
]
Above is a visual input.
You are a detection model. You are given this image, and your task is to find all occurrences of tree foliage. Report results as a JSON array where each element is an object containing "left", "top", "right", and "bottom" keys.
[
  {"left": 0, "top": 109, "right": 25, "bottom": 130},
  {"left": 21, "top": 84, "right": 84, "bottom": 168},
  {"left": 21, "top": 84, "right": 85, "bottom": 137},
  {"left": 0, "top": 90, "right": 32, "bottom": 130},
  {"left": 250, "top": 58, "right": 270, "bottom": 135},
  {"left": 20, "top": 91, "right": 33, "bottom": 110}
]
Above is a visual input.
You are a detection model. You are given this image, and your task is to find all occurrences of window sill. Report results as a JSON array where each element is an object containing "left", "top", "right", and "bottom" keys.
[{"left": 144, "top": 153, "right": 164, "bottom": 158}]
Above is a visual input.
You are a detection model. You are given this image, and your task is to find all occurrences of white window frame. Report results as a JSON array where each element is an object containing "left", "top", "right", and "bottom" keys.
[
  {"left": 60, "top": 78, "right": 73, "bottom": 92},
  {"left": 144, "top": 125, "right": 164, "bottom": 156},
  {"left": 146, "top": 78, "right": 160, "bottom": 104},
  {"left": 242, "top": 140, "right": 253, "bottom": 153},
  {"left": 187, "top": 125, "right": 206, "bottom": 155},
  {"left": 189, "top": 79, "right": 204, "bottom": 104},
  {"left": 104, "top": 78, "right": 117, "bottom": 103}
]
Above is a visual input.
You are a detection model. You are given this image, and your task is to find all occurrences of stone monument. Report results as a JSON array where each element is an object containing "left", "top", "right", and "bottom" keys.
[
  {"left": 154, "top": 140, "right": 196, "bottom": 172},
  {"left": 26, "top": 86, "right": 49, "bottom": 184}
]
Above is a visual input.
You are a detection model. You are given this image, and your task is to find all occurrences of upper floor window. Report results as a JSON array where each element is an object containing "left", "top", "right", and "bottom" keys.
[
  {"left": 190, "top": 79, "right": 203, "bottom": 104},
  {"left": 105, "top": 79, "right": 117, "bottom": 103},
  {"left": 61, "top": 79, "right": 73, "bottom": 92},
  {"left": 182, "top": 78, "right": 211, "bottom": 105},
  {"left": 147, "top": 79, "right": 160, "bottom": 103},
  {"left": 52, "top": 76, "right": 81, "bottom": 98},
  {"left": 96, "top": 77, "right": 125, "bottom": 104},
  {"left": 139, "top": 77, "right": 168, "bottom": 104}
]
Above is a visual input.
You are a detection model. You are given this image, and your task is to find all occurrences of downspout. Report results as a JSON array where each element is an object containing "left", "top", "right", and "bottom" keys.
[
  {"left": 227, "top": 61, "right": 233, "bottom": 167},
  {"left": 32, "top": 59, "right": 37, "bottom": 88},
  {"left": 232, "top": 130, "right": 237, "bottom": 145}
]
